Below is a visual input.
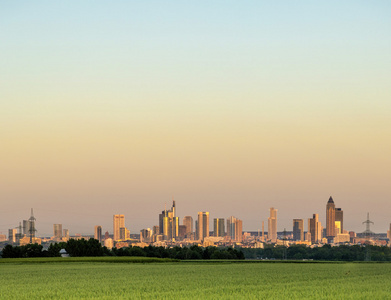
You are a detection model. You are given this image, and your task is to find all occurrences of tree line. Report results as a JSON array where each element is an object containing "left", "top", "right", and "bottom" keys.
[
  {"left": 0, "top": 239, "right": 244, "bottom": 260},
  {"left": 242, "top": 244, "right": 391, "bottom": 261}
]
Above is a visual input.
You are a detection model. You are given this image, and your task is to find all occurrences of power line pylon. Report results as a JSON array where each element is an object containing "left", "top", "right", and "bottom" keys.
[{"left": 362, "top": 212, "right": 374, "bottom": 261}]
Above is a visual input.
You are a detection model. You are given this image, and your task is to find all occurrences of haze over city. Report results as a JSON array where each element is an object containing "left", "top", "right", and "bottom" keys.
[{"left": 1, "top": 1, "right": 390, "bottom": 236}]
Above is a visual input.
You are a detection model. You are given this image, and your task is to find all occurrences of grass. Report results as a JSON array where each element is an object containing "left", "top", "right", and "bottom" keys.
[{"left": 0, "top": 258, "right": 390, "bottom": 299}]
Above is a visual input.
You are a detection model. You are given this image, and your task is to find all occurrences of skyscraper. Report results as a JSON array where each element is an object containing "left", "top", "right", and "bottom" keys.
[
  {"left": 308, "top": 214, "right": 322, "bottom": 244},
  {"left": 183, "top": 216, "right": 193, "bottom": 236},
  {"left": 197, "top": 212, "right": 209, "bottom": 240},
  {"left": 53, "top": 224, "right": 62, "bottom": 240},
  {"left": 326, "top": 197, "right": 336, "bottom": 241},
  {"left": 227, "top": 216, "right": 243, "bottom": 242},
  {"left": 293, "top": 219, "right": 304, "bottom": 241},
  {"left": 213, "top": 218, "right": 225, "bottom": 237},
  {"left": 113, "top": 214, "right": 125, "bottom": 241},
  {"left": 158, "top": 201, "right": 177, "bottom": 240},
  {"left": 335, "top": 208, "right": 343, "bottom": 234},
  {"left": 8, "top": 228, "right": 17, "bottom": 243},
  {"left": 268, "top": 207, "right": 277, "bottom": 242},
  {"left": 387, "top": 223, "right": 391, "bottom": 240},
  {"left": 94, "top": 225, "right": 102, "bottom": 242}
]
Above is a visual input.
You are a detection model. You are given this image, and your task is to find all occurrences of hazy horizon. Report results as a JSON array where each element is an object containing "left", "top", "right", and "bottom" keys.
[{"left": 1, "top": 1, "right": 390, "bottom": 237}]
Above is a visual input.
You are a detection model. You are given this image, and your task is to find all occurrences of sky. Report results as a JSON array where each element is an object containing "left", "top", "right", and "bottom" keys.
[{"left": 1, "top": 1, "right": 390, "bottom": 236}]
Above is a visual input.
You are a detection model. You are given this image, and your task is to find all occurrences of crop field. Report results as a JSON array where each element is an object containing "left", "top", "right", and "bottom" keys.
[{"left": 0, "top": 258, "right": 390, "bottom": 299}]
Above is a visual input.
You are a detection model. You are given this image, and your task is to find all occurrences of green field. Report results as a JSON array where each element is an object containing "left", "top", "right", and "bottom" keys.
[{"left": 0, "top": 258, "right": 390, "bottom": 299}]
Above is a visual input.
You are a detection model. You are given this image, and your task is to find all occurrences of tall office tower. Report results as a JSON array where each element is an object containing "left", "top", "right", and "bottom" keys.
[
  {"left": 178, "top": 225, "right": 187, "bottom": 239},
  {"left": 113, "top": 214, "right": 125, "bottom": 241},
  {"left": 308, "top": 214, "right": 321, "bottom": 244},
  {"left": 183, "top": 216, "right": 193, "bottom": 235},
  {"left": 293, "top": 219, "right": 304, "bottom": 241},
  {"left": 197, "top": 212, "right": 209, "bottom": 240},
  {"left": 63, "top": 229, "right": 69, "bottom": 239},
  {"left": 140, "top": 228, "right": 152, "bottom": 242},
  {"left": 8, "top": 228, "right": 17, "bottom": 243},
  {"left": 326, "top": 197, "right": 336, "bottom": 241},
  {"left": 335, "top": 208, "right": 343, "bottom": 234},
  {"left": 214, "top": 218, "right": 225, "bottom": 237},
  {"left": 152, "top": 226, "right": 159, "bottom": 235},
  {"left": 227, "top": 216, "right": 243, "bottom": 242},
  {"left": 53, "top": 224, "right": 62, "bottom": 240},
  {"left": 268, "top": 207, "right": 277, "bottom": 242},
  {"left": 22, "top": 220, "right": 29, "bottom": 235},
  {"left": 387, "top": 223, "right": 391, "bottom": 240},
  {"left": 195, "top": 220, "right": 198, "bottom": 239},
  {"left": 158, "top": 201, "right": 177, "bottom": 240},
  {"left": 94, "top": 225, "right": 102, "bottom": 242}
]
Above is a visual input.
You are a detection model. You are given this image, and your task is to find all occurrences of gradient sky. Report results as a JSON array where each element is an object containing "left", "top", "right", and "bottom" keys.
[{"left": 1, "top": 1, "right": 390, "bottom": 236}]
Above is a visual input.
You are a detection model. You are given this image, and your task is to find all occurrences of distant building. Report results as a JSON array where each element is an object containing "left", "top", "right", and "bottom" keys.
[
  {"left": 63, "top": 229, "right": 69, "bottom": 240},
  {"left": 178, "top": 225, "right": 187, "bottom": 239},
  {"left": 140, "top": 228, "right": 152, "bottom": 243},
  {"left": 214, "top": 218, "right": 225, "bottom": 237},
  {"left": 227, "top": 216, "right": 242, "bottom": 242},
  {"left": 53, "top": 224, "right": 62, "bottom": 240},
  {"left": 387, "top": 224, "right": 391, "bottom": 240},
  {"left": 113, "top": 215, "right": 125, "bottom": 241},
  {"left": 326, "top": 197, "right": 336, "bottom": 242},
  {"left": 308, "top": 214, "right": 322, "bottom": 244},
  {"left": 268, "top": 208, "right": 277, "bottom": 242},
  {"left": 293, "top": 219, "right": 304, "bottom": 241},
  {"left": 0, "top": 234, "right": 6, "bottom": 242},
  {"left": 335, "top": 208, "right": 343, "bottom": 234},
  {"left": 159, "top": 201, "right": 178, "bottom": 240},
  {"left": 104, "top": 231, "right": 110, "bottom": 240},
  {"left": 8, "top": 228, "right": 17, "bottom": 243},
  {"left": 94, "top": 225, "right": 102, "bottom": 242},
  {"left": 183, "top": 216, "right": 193, "bottom": 236},
  {"left": 197, "top": 212, "right": 209, "bottom": 241},
  {"left": 104, "top": 238, "right": 113, "bottom": 249}
]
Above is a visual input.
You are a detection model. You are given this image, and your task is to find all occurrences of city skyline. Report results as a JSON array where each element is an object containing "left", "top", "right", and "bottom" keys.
[
  {"left": 1, "top": 196, "right": 389, "bottom": 238},
  {"left": 1, "top": 2, "right": 390, "bottom": 236}
]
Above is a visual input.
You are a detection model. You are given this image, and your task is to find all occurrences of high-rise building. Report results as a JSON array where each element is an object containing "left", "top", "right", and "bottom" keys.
[
  {"left": 140, "top": 228, "right": 152, "bottom": 242},
  {"left": 158, "top": 201, "right": 178, "bottom": 240},
  {"left": 213, "top": 218, "right": 225, "bottom": 237},
  {"left": 227, "top": 216, "right": 242, "bottom": 242},
  {"left": 268, "top": 208, "right": 277, "bottom": 242},
  {"left": 293, "top": 219, "right": 304, "bottom": 241},
  {"left": 183, "top": 216, "right": 193, "bottom": 236},
  {"left": 335, "top": 208, "right": 343, "bottom": 234},
  {"left": 53, "top": 224, "right": 62, "bottom": 240},
  {"left": 63, "top": 229, "right": 69, "bottom": 239},
  {"left": 387, "top": 224, "right": 391, "bottom": 240},
  {"left": 119, "top": 227, "right": 130, "bottom": 240},
  {"left": 326, "top": 197, "right": 336, "bottom": 241},
  {"left": 22, "top": 220, "right": 30, "bottom": 236},
  {"left": 308, "top": 214, "right": 322, "bottom": 244},
  {"left": 178, "top": 225, "right": 187, "bottom": 239},
  {"left": 197, "top": 212, "right": 209, "bottom": 240},
  {"left": 113, "top": 214, "right": 125, "bottom": 241},
  {"left": 94, "top": 225, "right": 102, "bottom": 242},
  {"left": 8, "top": 228, "right": 17, "bottom": 243}
]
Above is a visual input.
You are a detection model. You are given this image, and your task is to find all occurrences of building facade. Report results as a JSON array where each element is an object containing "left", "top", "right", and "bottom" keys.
[
  {"left": 197, "top": 212, "right": 209, "bottom": 240},
  {"left": 293, "top": 219, "right": 304, "bottom": 241},
  {"left": 268, "top": 207, "right": 277, "bottom": 242},
  {"left": 113, "top": 214, "right": 125, "bottom": 241},
  {"left": 214, "top": 218, "right": 225, "bottom": 237},
  {"left": 326, "top": 197, "right": 335, "bottom": 241},
  {"left": 94, "top": 225, "right": 102, "bottom": 242}
]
